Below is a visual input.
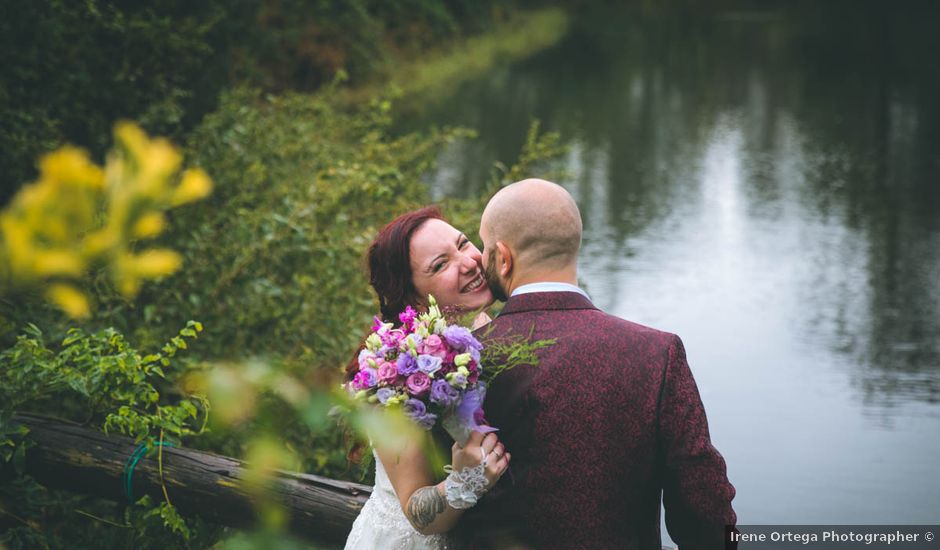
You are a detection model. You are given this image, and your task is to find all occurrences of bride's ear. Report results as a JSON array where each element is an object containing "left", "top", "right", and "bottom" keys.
[{"left": 495, "top": 241, "right": 512, "bottom": 277}]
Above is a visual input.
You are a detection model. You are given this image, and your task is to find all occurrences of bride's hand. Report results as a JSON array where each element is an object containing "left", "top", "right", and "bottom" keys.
[{"left": 452, "top": 431, "right": 511, "bottom": 487}]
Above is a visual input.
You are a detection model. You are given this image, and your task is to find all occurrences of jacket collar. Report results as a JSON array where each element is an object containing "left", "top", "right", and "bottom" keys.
[{"left": 496, "top": 291, "right": 597, "bottom": 317}]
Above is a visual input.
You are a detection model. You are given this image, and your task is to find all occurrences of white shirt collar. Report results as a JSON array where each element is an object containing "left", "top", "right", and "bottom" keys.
[{"left": 510, "top": 282, "right": 591, "bottom": 301}]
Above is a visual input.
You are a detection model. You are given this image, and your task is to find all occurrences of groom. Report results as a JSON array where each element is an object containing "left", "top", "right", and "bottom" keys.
[{"left": 461, "top": 179, "right": 737, "bottom": 549}]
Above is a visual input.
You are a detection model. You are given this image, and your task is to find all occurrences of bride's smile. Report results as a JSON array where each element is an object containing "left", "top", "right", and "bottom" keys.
[
  {"left": 460, "top": 271, "right": 485, "bottom": 293},
  {"left": 409, "top": 218, "right": 494, "bottom": 312}
]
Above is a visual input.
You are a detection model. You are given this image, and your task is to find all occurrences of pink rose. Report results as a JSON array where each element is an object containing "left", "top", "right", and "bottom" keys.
[
  {"left": 378, "top": 362, "right": 398, "bottom": 384},
  {"left": 406, "top": 372, "right": 431, "bottom": 396},
  {"left": 422, "top": 334, "right": 447, "bottom": 359}
]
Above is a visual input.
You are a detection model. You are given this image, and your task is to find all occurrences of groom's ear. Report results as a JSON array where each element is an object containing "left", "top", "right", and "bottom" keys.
[{"left": 496, "top": 241, "right": 512, "bottom": 277}]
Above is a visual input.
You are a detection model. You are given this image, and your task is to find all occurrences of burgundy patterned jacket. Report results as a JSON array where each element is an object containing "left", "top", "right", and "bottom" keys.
[{"left": 459, "top": 291, "right": 736, "bottom": 550}]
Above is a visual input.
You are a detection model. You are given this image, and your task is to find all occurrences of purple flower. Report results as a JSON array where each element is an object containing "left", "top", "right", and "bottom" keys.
[
  {"left": 404, "top": 398, "right": 426, "bottom": 417},
  {"left": 380, "top": 329, "right": 404, "bottom": 348},
  {"left": 396, "top": 352, "right": 419, "bottom": 376},
  {"left": 404, "top": 399, "right": 437, "bottom": 430},
  {"left": 376, "top": 387, "right": 395, "bottom": 404},
  {"left": 429, "top": 379, "right": 460, "bottom": 407},
  {"left": 353, "top": 368, "right": 378, "bottom": 390},
  {"left": 405, "top": 372, "right": 431, "bottom": 396},
  {"left": 372, "top": 315, "right": 387, "bottom": 332},
  {"left": 443, "top": 325, "right": 482, "bottom": 352},
  {"left": 414, "top": 411, "right": 437, "bottom": 430},
  {"left": 417, "top": 354, "right": 443, "bottom": 376},
  {"left": 399, "top": 306, "right": 418, "bottom": 330}
]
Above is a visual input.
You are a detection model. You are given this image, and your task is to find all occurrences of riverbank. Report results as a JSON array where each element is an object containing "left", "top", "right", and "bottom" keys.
[{"left": 341, "top": 7, "right": 569, "bottom": 108}]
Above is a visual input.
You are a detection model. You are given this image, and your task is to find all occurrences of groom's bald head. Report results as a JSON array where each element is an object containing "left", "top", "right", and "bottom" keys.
[{"left": 481, "top": 178, "right": 582, "bottom": 272}]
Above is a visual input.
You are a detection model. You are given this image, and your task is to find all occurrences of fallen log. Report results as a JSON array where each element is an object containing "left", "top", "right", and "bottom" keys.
[
  {"left": 13, "top": 413, "right": 370, "bottom": 543},
  {"left": 12, "top": 414, "right": 679, "bottom": 550}
]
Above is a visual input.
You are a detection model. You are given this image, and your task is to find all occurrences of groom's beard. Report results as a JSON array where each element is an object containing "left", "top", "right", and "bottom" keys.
[{"left": 484, "top": 249, "right": 509, "bottom": 302}]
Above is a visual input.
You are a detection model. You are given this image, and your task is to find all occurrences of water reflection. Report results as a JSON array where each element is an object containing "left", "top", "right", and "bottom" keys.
[
  {"left": 403, "top": 0, "right": 940, "bottom": 528},
  {"left": 406, "top": 1, "right": 940, "bottom": 410}
]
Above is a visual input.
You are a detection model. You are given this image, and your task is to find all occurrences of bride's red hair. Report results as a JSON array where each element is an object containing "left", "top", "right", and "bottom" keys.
[
  {"left": 343, "top": 206, "right": 445, "bottom": 463},
  {"left": 344, "top": 205, "right": 444, "bottom": 383},
  {"left": 368, "top": 205, "right": 444, "bottom": 325}
]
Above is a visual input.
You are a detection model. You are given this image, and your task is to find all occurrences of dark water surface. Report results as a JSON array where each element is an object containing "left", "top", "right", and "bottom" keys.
[{"left": 405, "top": 1, "right": 940, "bottom": 537}]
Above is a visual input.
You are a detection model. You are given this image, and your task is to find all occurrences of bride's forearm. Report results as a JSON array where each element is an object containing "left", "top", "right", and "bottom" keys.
[{"left": 403, "top": 482, "right": 463, "bottom": 535}]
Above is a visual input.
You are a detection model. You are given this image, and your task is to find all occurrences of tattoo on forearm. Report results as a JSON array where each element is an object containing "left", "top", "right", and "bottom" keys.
[{"left": 407, "top": 486, "right": 447, "bottom": 529}]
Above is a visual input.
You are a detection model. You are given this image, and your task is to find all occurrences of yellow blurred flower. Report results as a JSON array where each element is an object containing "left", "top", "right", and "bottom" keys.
[
  {"left": 0, "top": 217, "right": 32, "bottom": 278},
  {"left": 82, "top": 229, "right": 117, "bottom": 257},
  {"left": 38, "top": 146, "right": 104, "bottom": 189},
  {"left": 140, "top": 138, "right": 182, "bottom": 194},
  {"left": 33, "top": 250, "right": 85, "bottom": 277},
  {"left": 132, "top": 213, "right": 167, "bottom": 239},
  {"left": 118, "top": 277, "right": 141, "bottom": 299},
  {"left": 1, "top": 121, "right": 211, "bottom": 318},
  {"left": 46, "top": 283, "right": 90, "bottom": 318},
  {"left": 131, "top": 249, "right": 183, "bottom": 277},
  {"left": 172, "top": 168, "right": 213, "bottom": 206},
  {"left": 114, "top": 122, "right": 149, "bottom": 164}
]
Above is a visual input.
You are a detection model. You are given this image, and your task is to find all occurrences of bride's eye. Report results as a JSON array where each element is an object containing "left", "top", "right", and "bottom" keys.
[
  {"left": 458, "top": 238, "right": 470, "bottom": 249},
  {"left": 432, "top": 260, "right": 446, "bottom": 273}
]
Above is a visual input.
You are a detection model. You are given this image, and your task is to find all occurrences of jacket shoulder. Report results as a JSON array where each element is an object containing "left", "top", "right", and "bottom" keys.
[{"left": 488, "top": 306, "right": 681, "bottom": 354}]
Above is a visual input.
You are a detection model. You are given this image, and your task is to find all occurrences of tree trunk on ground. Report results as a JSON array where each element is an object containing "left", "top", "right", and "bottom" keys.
[{"left": 13, "top": 413, "right": 370, "bottom": 544}]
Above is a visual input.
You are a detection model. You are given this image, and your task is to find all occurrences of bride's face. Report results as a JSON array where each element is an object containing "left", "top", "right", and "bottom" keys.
[{"left": 409, "top": 218, "right": 493, "bottom": 312}]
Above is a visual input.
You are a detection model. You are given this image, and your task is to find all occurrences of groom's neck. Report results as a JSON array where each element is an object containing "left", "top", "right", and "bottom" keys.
[{"left": 509, "top": 266, "right": 579, "bottom": 294}]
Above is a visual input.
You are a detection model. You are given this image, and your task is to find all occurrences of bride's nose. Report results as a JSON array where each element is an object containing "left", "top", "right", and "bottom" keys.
[{"left": 458, "top": 250, "right": 480, "bottom": 273}]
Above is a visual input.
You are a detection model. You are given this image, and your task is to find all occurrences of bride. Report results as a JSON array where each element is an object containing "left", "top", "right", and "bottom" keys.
[{"left": 344, "top": 206, "right": 511, "bottom": 549}]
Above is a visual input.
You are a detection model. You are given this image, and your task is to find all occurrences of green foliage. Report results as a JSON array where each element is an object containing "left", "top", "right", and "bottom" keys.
[
  {"left": 0, "top": 0, "right": 528, "bottom": 203},
  {"left": 0, "top": 0, "right": 225, "bottom": 202},
  {"left": 0, "top": 322, "right": 208, "bottom": 547},
  {"left": 116, "top": 89, "right": 472, "bottom": 369},
  {"left": 363, "top": 8, "right": 569, "bottom": 107},
  {"left": 478, "top": 331, "right": 557, "bottom": 387},
  {"left": 0, "top": 9, "right": 570, "bottom": 542},
  {"left": 0, "top": 412, "right": 30, "bottom": 473},
  {"left": 0, "top": 90, "right": 567, "bottom": 547},
  {"left": 0, "top": 322, "right": 206, "bottom": 443},
  {"left": 0, "top": 479, "right": 223, "bottom": 549},
  {"left": 141, "top": 498, "right": 191, "bottom": 540}
]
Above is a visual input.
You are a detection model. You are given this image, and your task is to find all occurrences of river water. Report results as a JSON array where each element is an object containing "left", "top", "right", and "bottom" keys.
[{"left": 406, "top": 1, "right": 940, "bottom": 541}]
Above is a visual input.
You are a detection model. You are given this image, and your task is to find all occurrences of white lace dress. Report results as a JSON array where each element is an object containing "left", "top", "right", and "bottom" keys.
[{"left": 344, "top": 450, "right": 455, "bottom": 550}]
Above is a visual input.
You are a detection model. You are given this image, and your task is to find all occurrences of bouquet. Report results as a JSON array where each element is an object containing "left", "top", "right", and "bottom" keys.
[{"left": 344, "top": 295, "right": 495, "bottom": 444}]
